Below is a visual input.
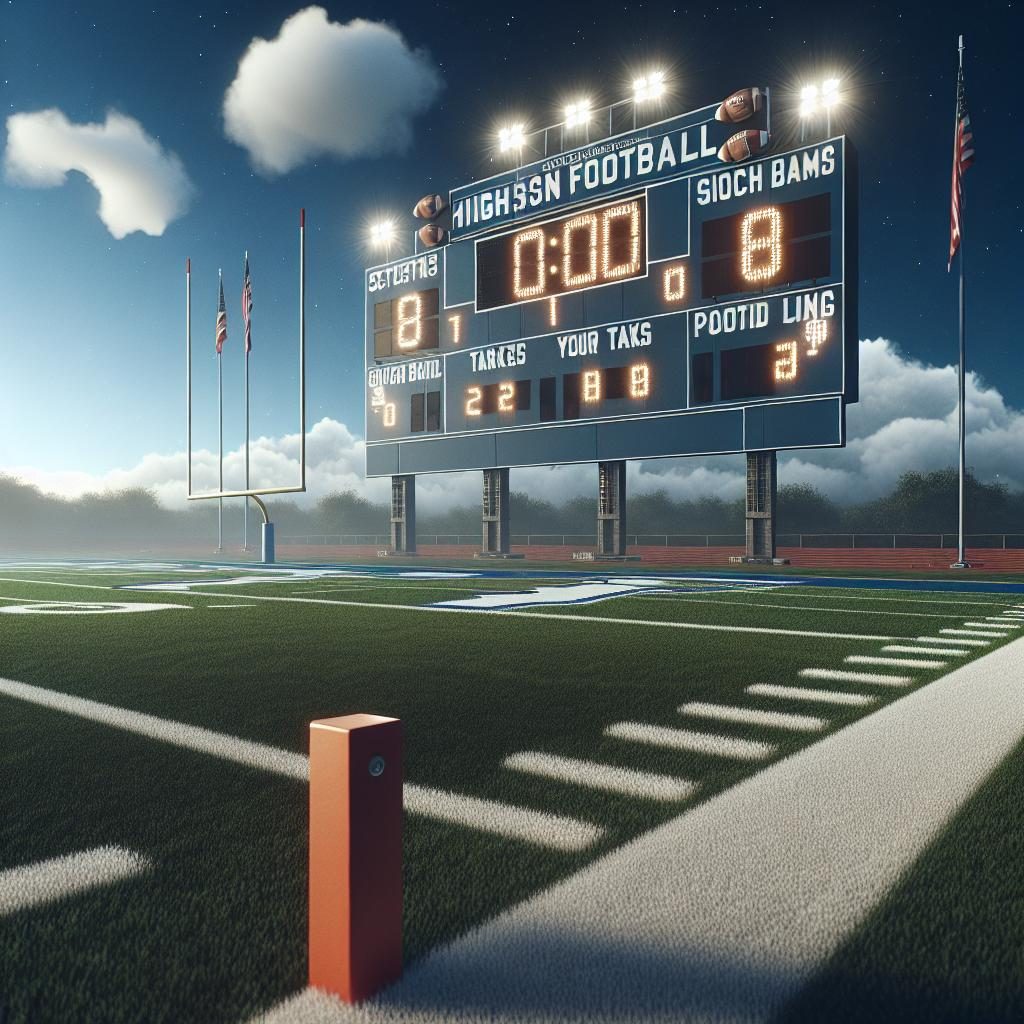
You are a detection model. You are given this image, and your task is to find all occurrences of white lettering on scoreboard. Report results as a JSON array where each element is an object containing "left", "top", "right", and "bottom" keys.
[{"left": 695, "top": 144, "right": 837, "bottom": 206}]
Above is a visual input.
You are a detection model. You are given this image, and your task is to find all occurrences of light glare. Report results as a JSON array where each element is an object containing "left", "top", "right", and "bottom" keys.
[
  {"left": 370, "top": 220, "right": 396, "bottom": 246},
  {"left": 822, "top": 78, "right": 841, "bottom": 107},
  {"left": 565, "top": 100, "right": 592, "bottom": 127},
  {"left": 499, "top": 123, "right": 525, "bottom": 152},
  {"left": 633, "top": 71, "right": 666, "bottom": 103}
]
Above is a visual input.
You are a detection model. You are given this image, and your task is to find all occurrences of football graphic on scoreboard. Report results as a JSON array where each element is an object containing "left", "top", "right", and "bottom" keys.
[
  {"left": 715, "top": 87, "right": 763, "bottom": 124},
  {"left": 412, "top": 194, "right": 448, "bottom": 220},
  {"left": 717, "top": 129, "right": 770, "bottom": 163},
  {"left": 418, "top": 223, "right": 447, "bottom": 247}
]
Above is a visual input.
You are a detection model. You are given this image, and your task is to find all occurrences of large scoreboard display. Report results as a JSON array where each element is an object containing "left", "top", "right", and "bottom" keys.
[{"left": 365, "top": 90, "right": 857, "bottom": 478}]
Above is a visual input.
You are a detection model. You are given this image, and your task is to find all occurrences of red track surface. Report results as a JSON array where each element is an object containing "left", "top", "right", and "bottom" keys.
[{"left": 277, "top": 544, "right": 1024, "bottom": 571}]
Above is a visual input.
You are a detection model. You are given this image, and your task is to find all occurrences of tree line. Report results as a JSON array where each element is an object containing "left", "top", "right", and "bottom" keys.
[{"left": 1, "top": 468, "right": 1021, "bottom": 552}]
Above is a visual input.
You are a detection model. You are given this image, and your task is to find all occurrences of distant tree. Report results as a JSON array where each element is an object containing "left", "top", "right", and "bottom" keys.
[{"left": 777, "top": 484, "right": 841, "bottom": 533}]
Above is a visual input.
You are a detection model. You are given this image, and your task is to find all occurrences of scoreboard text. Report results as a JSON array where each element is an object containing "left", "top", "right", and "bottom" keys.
[{"left": 364, "top": 96, "right": 857, "bottom": 478}]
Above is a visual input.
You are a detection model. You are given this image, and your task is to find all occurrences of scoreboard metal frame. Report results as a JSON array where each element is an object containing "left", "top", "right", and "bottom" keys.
[{"left": 364, "top": 95, "right": 857, "bottom": 479}]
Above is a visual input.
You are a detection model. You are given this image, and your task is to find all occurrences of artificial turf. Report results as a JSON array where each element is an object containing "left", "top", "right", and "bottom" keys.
[{"left": 0, "top": 561, "right": 1019, "bottom": 1022}]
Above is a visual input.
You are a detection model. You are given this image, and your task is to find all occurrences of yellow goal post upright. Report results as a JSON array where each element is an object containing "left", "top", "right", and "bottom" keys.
[{"left": 185, "top": 209, "right": 307, "bottom": 564}]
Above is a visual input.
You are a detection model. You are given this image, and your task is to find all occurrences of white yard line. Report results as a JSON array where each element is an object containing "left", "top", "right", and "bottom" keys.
[
  {"left": 0, "top": 846, "right": 151, "bottom": 916},
  {"left": 940, "top": 628, "right": 1007, "bottom": 638},
  {"left": 605, "top": 722, "right": 776, "bottom": 761},
  {"left": 882, "top": 644, "right": 970, "bottom": 656},
  {"left": 967, "top": 620, "right": 1020, "bottom": 628},
  {"left": 247, "top": 639, "right": 1024, "bottom": 1024},
  {"left": 634, "top": 595, "right": 964, "bottom": 619},
  {"left": 678, "top": 701, "right": 826, "bottom": 733},
  {"left": 752, "top": 591, "right": 1019, "bottom": 608},
  {"left": 916, "top": 636, "right": 990, "bottom": 647},
  {"left": 746, "top": 683, "right": 875, "bottom": 707},
  {"left": 402, "top": 786, "right": 603, "bottom": 852},
  {"left": 504, "top": 752, "right": 697, "bottom": 802},
  {"left": 0, "top": 677, "right": 600, "bottom": 852},
  {"left": 845, "top": 655, "right": 947, "bottom": 669},
  {"left": 798, "top": 668, "right": 913, "bottom": 687},
  {"left": 92, "top": 588, "right": 907, "bottom": 641}
]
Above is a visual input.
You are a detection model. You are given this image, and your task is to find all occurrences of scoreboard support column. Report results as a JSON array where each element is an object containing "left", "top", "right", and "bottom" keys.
[
  {"left": 390, "top": 475, "right": 416, "bottom": 555},
  {"left": 739, "top": 451, "right": 788, "bottom": 565},
  {"left": 477, "top": 468, "right": 522, "bottom": 558},
  {"left": 596, "top": 461, "right": 636, "bottom": 560}
]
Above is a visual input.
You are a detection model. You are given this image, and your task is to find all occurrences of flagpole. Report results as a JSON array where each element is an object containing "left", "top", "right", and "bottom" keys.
[
  {"left": 218, "top": 269, "right": 224, "bottom": 554},
  {"left": 243, "top": 251, "right": 250, "bottom": 552},
  {"left": 954, "top": 35, "right": 969, "bottom": 568}
]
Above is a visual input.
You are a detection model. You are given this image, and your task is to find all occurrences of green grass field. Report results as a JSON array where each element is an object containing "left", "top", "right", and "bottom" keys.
[{"left": 0, "top": 559, "right": 1021, "bottom": 1023}]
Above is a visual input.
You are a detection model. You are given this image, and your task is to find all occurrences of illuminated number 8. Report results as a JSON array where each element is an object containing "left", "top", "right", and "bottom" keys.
[
  {"left": 396, "top": 294, "right": 422, "bottom": 349},
  {"left": 740, "top": 207, "right": 783, "bottom": 283}
]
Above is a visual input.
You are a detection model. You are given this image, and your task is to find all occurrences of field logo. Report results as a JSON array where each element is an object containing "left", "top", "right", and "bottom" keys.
[
  {"left": 0, "top": 602, "right": 190, "bottom": 615},
  {"left": 435, "top": 578, "right": 676, "bottom": 611}
]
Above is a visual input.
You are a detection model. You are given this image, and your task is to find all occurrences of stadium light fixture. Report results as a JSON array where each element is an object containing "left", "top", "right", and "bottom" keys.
[
  {"left": 799, "top": 84, "right": 819, "bottom": 118},
  {"left": 564, "top": 99, "right": 592, "bottom": 128},
  {"left": 633, "top": 71, "right": 666, "bottom": 104},
  {"left": 822, "top": 78, "right": 841, "bottom": 108},
  {"left": 369, "top": 219, "right": 397, "bottom": 261},
  {"left": 499, "top": 123, "right": 526, "bottom": 153}
]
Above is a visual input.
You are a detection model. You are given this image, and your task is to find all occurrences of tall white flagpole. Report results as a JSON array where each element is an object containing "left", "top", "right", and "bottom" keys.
[
  {"left": 243, "top": 251, "right": 250, "bottom": 552},
  {"left": 218, "top": 269, "right": 224, "bottom": 554},
  {"left": 953, "top": 35, "right": 969, "bottom": 568}
]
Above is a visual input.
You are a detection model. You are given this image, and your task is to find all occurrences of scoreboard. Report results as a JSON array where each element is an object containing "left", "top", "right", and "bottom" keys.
[{"left": 364, "top": 92, "right": 857, "bottom": 478}]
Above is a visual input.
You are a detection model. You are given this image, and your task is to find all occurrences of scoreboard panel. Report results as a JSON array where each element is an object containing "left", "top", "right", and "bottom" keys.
[{"left": 365, "top": 97, "right": 857, "bottom": 478}]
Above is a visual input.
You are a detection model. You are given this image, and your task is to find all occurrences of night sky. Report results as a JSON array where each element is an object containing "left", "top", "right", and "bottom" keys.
[{"left": 0, "top": 0, "right": 1020, "bottom": 494}]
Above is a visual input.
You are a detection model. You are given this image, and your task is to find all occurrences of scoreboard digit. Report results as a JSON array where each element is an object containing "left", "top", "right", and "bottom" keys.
[{"left": 365, "top": 91, "right": 856, "bottom": 477}]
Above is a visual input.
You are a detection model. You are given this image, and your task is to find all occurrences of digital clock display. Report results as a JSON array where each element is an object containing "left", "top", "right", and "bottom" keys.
[{"left": 476, "top": 196, "right": 647, "bottom": 311}]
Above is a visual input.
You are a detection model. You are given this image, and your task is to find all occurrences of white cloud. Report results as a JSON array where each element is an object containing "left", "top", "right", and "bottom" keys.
[
  {"left": 4, "top": 109, "right": 194, "bottom": 238},
  {"left": 223, "top": 7, "right": 443, "bottom": 175},
  {"left": 6, "top": 340, "right": 1023, "bottom": 511}
]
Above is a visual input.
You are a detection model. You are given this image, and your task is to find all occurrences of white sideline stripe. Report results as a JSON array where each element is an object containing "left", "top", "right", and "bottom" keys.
[
  {"left": 882, "top": 645, "right": 971, "bottom": 657},
  {"left": 208, "top": 604, "right": 256, "bottom": 608},
  {"left": 746, "top": 683, "right": 875, "bottom": 707},
  {"left": 798, "top": 668, "right": 913, "bottom": 687},
  {"left": 103, "top": 587, "right": 907, "bottom": 641},
  {"left": 679, "top": 701, "right": 826, "bottom": 733},
  {"left": 0, "top": 845, "right": 151, "bottom": 916},
  {"left": 845, "top": 655, "right": 947, "bottom": 669},
  {"left": 940, "top": 628, "right": 1007, "bottom": 638},
  {"left": 503, "top": 752, "right": 697, "bottom": 802},
  {"left": 916, "top": 635, "right": 990, "bottom": 647},
  {"left": 605, "top": 722, "right": 776, "bottom": 761},
  {"left": 0, "top": 678, "right": 601, "bottom": 852},
  {"left": 245, "top": 641, "right": 1024, "bottom": 1024}
]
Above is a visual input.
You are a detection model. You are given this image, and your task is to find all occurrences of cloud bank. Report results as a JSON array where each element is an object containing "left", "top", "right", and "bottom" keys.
[
  {"left": 223, "top": 7, "right": 443, "bottom": 175},
  {"left": 4, "top": 109, "right": 194, "bottom": 238},
  {"left": 7, "top": 339, "right": 1023, "bottom": 511}
]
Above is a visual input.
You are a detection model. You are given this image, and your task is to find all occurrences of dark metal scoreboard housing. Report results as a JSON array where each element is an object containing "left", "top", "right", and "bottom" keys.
[{"left": 364, "top": 92, "right": 857, "bottom": 479}]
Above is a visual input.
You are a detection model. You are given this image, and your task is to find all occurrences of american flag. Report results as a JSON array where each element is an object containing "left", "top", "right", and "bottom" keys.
[
  {"left": 242, "top": 255, "right": 252, "bottom": 354},
  {"left": 948, "top": 56, "right": 974, "bottom": 271},
  {"left": 215, "top": 276, "right": 227, "bottom": 354}
]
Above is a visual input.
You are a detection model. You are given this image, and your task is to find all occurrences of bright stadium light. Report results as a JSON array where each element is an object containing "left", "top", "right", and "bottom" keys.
[
  {"left": 633, "top": 70, "right": 666, "bottom": 103},
  {"left": 564, "top": 99, "right": 592, "bottom": 128},
  {"left": 822, "top": 78, "right": 841, "bottom": 107},
  {"left": 499, "top": 123, "right": 526, "bottom": 153},
  {"left": 369, "top": 219, "right": 397, "bottom": 261},
  {"left": 799, "top": 84, "right": 819, "bottom": 118}
]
